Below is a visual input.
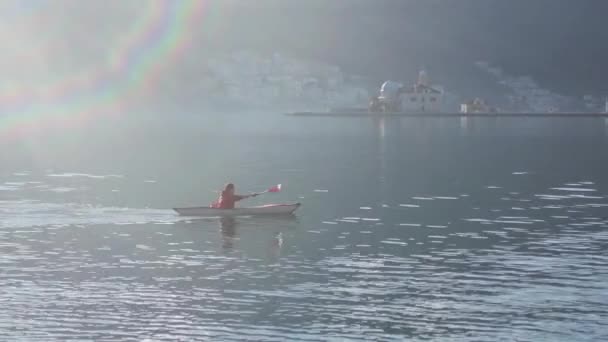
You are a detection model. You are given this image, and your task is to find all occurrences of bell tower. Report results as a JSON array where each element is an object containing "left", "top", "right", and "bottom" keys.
[{"left": 418, "top": 69, "right": 429, "bottom": 87}]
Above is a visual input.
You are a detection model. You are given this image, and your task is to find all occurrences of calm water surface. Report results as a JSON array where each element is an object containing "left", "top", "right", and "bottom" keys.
[{"left": 1, "top": 113, "right": 607, "bottom": 341}]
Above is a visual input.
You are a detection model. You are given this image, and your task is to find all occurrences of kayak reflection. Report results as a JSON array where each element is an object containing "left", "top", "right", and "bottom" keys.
[
  {"left": 218, "top": 216, "right": 298, "bottom": 250},
  {"left": 219, "top": 217, "right": 238, "bottom": 249}
]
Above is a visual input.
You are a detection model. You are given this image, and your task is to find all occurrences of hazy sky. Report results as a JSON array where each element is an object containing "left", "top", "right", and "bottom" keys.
[{"left": 1, "top": 0, "right": 607, "bottom": 95}]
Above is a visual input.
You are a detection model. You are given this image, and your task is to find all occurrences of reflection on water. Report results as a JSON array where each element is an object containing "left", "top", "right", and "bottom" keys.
[
  {"left": 460, "top": 116, "right": 468, "bottom": 134},
  {"left": 218, "top": 216, "right": 297, "bottom": 251},
  {"left": 0, "top": 115, "right": 607, "bottom": 340},
  {"left": 374, "top": 117, "right": 388, "bottom": 203},
  {"left": 220, "top": 217, "right": 238, "bottom": 249}
]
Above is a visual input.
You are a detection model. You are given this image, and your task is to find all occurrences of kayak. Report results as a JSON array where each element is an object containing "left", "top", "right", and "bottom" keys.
[{"left": 173, "top": 203, "right": 301, "bottom": 217}]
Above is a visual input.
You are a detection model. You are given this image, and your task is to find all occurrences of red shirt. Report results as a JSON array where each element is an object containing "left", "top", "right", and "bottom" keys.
[{"left": 216, "top": 191, "right": 245, "bottom": 209}]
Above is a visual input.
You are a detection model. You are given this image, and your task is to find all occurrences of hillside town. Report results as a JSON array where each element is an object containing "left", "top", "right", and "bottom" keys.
[{"left": 189, "top": 51, "right": 370, "bottom": 110}]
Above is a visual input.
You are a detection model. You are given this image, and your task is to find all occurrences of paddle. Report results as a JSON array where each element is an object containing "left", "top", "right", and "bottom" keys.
[
  {"left": 211, "top": 184, "right": 282, "bottom": 208},
  {"left": 253, "top": 184, "right": 282, "bottom": 196}
]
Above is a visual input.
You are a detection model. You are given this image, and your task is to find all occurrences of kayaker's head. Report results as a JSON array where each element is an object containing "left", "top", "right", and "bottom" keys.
[{"left": 223, "top": 183, "right": 235, "bottom": 195}]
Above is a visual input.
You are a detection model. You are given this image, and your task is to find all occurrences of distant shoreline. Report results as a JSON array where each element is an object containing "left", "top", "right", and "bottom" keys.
[{"left": 287, "top": 111, "right": 608, "bottom": 118}]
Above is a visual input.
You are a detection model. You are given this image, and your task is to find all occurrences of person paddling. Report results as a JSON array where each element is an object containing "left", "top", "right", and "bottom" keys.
[{"left": 212, "top": 183, "right": 257, "bottom": 209}]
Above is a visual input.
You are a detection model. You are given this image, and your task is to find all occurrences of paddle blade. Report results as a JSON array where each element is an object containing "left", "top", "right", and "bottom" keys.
[{"left": 268, "top": 184, "right": 282, "bottom": 193}]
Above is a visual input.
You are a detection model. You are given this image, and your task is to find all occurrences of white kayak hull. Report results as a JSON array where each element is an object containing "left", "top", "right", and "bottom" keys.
[{"left": 173, "top": 203, "right": 301, "bottom": 217}]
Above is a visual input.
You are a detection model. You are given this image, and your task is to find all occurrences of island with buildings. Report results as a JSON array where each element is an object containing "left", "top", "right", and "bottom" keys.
[{"left": 158, "top": 50, "right": 608, "bottom": 117}]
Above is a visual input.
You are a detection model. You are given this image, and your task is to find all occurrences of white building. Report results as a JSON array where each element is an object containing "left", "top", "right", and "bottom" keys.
[
  {"left": 460, "top": 98, "right": 494, "bottom": 113},
  {"left": 400, "top": 70, "right": 445, "bottom": 112}
]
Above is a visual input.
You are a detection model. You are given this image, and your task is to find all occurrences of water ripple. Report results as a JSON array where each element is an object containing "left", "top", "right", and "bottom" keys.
[{"left": 0, "top": 176, "right": 607, "bottom": 340}]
